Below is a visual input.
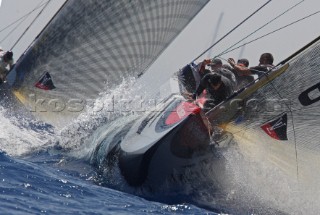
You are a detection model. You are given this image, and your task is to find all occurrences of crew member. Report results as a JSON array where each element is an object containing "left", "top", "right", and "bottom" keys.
[
  {"left": 0, "top": 50, "right": 14, "bottom": 83},
  {"left": 228, "top": 58, "right": 253, "bottom": 90},
  {"left": 208, "top": 58, "right": 237, "bottom": 89},
  {"left": 193, "top": 73, "right": 234, "bottom": 111},
  {"left": 228, "top": 53, "right": 274, "bottom": 77}
]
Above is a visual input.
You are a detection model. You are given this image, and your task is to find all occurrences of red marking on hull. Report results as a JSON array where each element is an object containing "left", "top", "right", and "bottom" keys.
[{"left": 165, "top": 101, "right": 201, "bottom": 125}]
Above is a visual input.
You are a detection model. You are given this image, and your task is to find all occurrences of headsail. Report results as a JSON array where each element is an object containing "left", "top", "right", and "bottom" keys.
[{"left": 11, "top": 0, "right": 209, "bottom": 126}]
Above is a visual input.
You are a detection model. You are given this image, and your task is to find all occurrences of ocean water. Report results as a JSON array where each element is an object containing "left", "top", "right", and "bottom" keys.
[
  {"left": 0, "top": 80, "right": 219, "bottom": 215},
  {"left": 0, "top": 117, "right": 216, "bottom": 214},
  {"left": 0, "top": 151, "right": 216, "bottom": 215},
  {"left": 0, "top": 109, "right": 280, "bottom": 215}
]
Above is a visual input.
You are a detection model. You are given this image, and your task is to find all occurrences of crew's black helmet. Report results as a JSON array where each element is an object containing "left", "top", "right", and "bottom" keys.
[
  {"left": 208, "top": 73, "right": 221, "bottom": 86},
  {"left": 5, "top": 51, "right": 13, "bottom": 60}
]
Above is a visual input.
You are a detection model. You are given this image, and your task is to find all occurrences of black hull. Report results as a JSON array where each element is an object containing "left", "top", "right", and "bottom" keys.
[{"left": 118, "top": 113, "right": 229, "bottom": 187}]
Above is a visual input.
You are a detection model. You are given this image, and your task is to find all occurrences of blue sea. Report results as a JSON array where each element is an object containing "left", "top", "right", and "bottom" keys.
[
  {"left": 0, "top": 116, "right": 217, "bottom": 214},
  {"left": 0, "top": 108, "right": 285, "bottom": 215},
  {"left": 0, "top": 151, "right": 217, "bottom": 215},
  {"left": 0, "top": 85, "right": 221, "bottom": 215}
]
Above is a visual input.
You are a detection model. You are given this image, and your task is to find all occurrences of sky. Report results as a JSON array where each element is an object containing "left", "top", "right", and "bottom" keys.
[
  {"left": 0, "top": 0, "right": 320, "bottom": 87},
  {"left": 138, "top": 0, "right": 320, "bottom": 92},
  {"left": 0, "top": 0, "right": 65, "bottom": 56}
]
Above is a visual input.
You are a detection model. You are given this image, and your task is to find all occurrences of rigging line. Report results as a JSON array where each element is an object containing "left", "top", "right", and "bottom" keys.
[
  {"left": 265, "top": 72, "right": 300, "bottom": 180},
  {"left": 0, "top": 15, "right": 29, "bottom": 44},
  {"left": 190, "top": 0, "right": 272, "bottom": 63},
  {"left": 10, "top": 0, "right": 51, "bottom": 51},
  {"left": 0, "top": 0, "right": 49, "bottom": 34},
  {"left": 12, "top": 0, "right": 69, "bottom": 67},
  {"left": 218, "top": 10, "right": 320, "bottom": 57},
  {"left": 0, "top": 0, "right": 47, "bottom": 44},
  {"left": 217, "top": 0, "right": 305, "bottom": 58}
]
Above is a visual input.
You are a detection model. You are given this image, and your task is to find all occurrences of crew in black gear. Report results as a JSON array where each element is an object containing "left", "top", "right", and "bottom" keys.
[{"left": 193, "top": 73, "right": 234, "bottom": 111}]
